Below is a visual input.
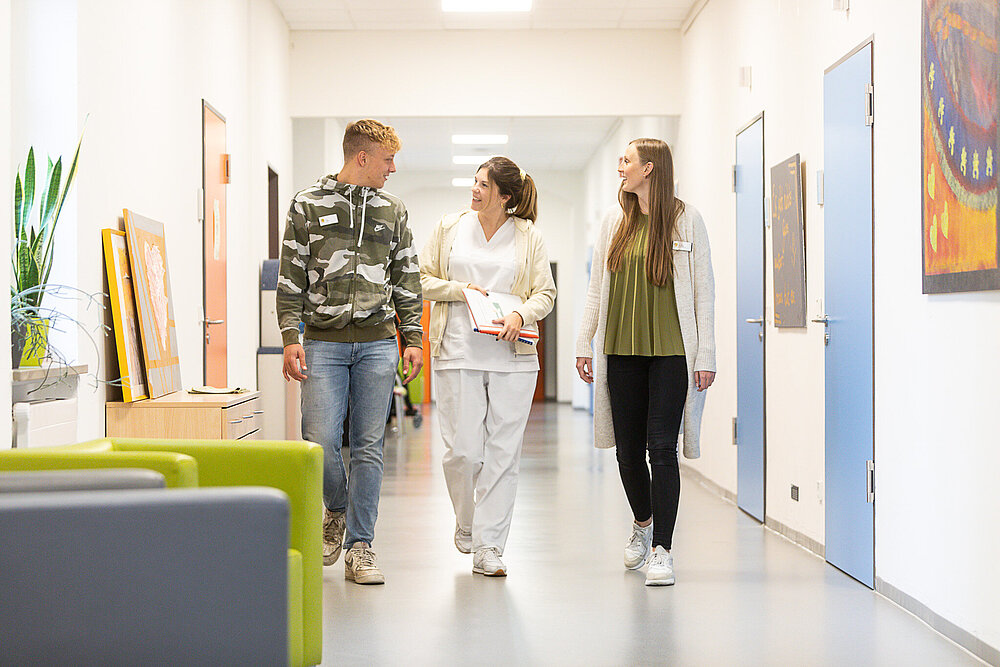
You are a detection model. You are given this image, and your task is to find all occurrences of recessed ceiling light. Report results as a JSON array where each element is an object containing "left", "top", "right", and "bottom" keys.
[
  {"left": 452, "top": 178, "right": 474, "bottom": 187},
  {"left": 452, "top": 134, "right": 509, "bottom": 145},
  {"left": 442, "top": 0, "right": 532, "bottom": 12},
  {"left": 453, "top": 155, "right": 492, "bottom": 165}
]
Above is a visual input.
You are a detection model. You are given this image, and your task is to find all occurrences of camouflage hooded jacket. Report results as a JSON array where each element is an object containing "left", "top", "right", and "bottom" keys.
[{"left": 276, "top": 175, "right": 423, "bottom": 348}]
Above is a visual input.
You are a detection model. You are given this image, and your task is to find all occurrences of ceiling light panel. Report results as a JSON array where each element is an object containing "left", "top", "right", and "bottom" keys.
[
  {"left": 452, "top": 134, "right": 508, "bottom": 145},
  {"left": 452, "top": 155, "right": 493, "bottom": 165},
  {"left": 442, "top": 0, "right": 532, "bottom": 12}
]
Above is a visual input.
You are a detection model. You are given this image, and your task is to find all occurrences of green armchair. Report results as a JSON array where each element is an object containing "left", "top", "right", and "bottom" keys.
[{"left": 0, "top": 438, "right": 324, "bottom": 667}]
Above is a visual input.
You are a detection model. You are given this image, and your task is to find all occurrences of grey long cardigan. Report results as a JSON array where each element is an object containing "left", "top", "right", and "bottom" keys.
[{"left": 574, "top": 205, "right": 716, "bottom": 458}]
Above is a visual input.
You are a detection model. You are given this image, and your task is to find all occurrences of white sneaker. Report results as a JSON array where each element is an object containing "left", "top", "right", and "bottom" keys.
[
  {"left": 472, "top": 547, "right": 507, "bottom": 577},
  {"left": 454, "top": 523, "right": 472, "bottom": 554},
  {"left": 322, "top": 509, "right": 346, "bottom": 566},
  {"left": 645, "top": 545, "right": 675, "bottom": 586},
  {"left": 344, "top": 542, "right": 385, "bottom": 585},
  {"left": 624, "top": 521, "right": 653, "bottom": 570}
]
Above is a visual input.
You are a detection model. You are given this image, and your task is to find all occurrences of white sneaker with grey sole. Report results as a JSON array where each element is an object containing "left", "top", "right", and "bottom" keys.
[
  {"left": 624, "top": 521, "right": 653, "bottom": 570},
  {"left": 645, "top": 545, "right": 675, "bottom": 586},
  {"left": 472, "top": 547, "right": 507, "bottom": 577}
]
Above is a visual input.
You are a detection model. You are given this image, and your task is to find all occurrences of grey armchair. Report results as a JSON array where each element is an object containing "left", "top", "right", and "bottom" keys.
[{"left": 0, "top": 484, "right": 291, "bottom": 666}]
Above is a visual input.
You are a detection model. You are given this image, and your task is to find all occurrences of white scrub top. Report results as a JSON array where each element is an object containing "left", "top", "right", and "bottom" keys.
[{"left": 436, "top": 212, "right": 539, "bottom": 373}]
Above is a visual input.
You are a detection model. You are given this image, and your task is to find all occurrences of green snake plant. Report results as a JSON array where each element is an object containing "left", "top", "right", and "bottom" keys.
[{"left": 11, "top": 133, "right": 84, "bottom": 365}]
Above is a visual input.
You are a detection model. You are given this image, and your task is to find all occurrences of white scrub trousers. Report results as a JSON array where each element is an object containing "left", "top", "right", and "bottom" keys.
[{"left": 435, "top": 368, "right": 537, "bottom": 553}]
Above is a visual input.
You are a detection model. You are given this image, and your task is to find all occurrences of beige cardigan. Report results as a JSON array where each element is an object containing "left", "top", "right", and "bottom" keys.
[
  {"left": 420, "top": 210, "right": 557, "bottom": 358},
  {"left": 575, "top": 205, "right": 716, "bottom": 458}
]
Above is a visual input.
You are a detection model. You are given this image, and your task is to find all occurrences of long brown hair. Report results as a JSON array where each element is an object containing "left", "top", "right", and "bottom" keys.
[
  {"left": 606, "top": 138, "right": 685, "bottom": 285},
  {"left": 479, "top": 156, "right": 538, "bottom": 222}
]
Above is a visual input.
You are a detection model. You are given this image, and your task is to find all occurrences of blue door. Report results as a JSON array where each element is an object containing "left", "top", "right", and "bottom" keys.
[
  {"left": 736, "top": 115, "right": 766, "bottom": 522},
  {"left": 822, "top": 42, "right": 875, "bottom": 588}
]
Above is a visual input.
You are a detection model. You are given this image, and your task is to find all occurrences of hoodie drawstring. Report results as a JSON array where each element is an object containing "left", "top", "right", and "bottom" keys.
[
  {"left": 346, "top": 187, "right": 368, "bottom": 248},
  {"left": 358, "top": 190, "right": 367, "bottom": 248}
]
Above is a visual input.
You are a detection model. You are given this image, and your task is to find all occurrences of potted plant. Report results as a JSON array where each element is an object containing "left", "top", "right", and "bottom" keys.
[{"left": 11, "top": 134, "right": 83, "bottom": 368}]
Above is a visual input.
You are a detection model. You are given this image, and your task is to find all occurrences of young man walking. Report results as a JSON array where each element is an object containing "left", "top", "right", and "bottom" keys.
[{"left": 277, "top": 119, "right": 423, "bottom": 585}]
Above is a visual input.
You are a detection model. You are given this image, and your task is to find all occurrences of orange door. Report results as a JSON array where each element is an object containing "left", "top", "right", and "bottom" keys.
[
  {"left": 532, "top": 318, "right": 545, "bottom": 402},
  {"left": 202, "top": 101, "right": 227, "bottom": 387}
]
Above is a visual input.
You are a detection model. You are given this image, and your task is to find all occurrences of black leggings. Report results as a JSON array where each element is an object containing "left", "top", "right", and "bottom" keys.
[{"left": 607, "top": 354, "right": 687, "bottom": 550}]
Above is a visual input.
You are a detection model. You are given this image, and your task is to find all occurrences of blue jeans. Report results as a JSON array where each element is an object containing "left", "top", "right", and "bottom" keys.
[{"left": 301, "top": 338, "right": 398, "bottom": 549}]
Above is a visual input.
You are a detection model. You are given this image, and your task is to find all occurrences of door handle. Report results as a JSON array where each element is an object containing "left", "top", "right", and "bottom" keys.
[
  {"left": 812, "top": 314, "right": 830, "bottom": 345},
  {"left": 202, "top": 319, "right": 225, "bottom": 325},
  {"left": 745, "top": 318, "right": 764, "bottom": 324}
]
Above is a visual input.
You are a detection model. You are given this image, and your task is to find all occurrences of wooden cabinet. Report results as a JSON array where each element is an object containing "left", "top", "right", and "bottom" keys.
[{"left": 106, "top": 391, "right": 262, "bottom": 440}]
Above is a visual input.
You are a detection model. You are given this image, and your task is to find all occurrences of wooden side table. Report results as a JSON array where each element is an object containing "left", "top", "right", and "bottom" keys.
[{"left": 106, "top": 391, "right": 262, "bottom": 440}]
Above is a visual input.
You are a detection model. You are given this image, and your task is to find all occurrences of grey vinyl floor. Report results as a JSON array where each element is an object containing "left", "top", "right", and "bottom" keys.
[{"left": 320, "top": 403, "right": 981, "bottom": 666}]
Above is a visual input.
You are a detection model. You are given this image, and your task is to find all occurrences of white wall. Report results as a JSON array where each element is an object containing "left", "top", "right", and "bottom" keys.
[
  {"left": 39, "top": 0, "right": 292, "bottom": 440},
  {"left": 1, "top": 0, "right": 12, "bottom": 447},
  {"left": 679, "top": 0, "right": 1000, "bottom": 653},
  {"left": 292, "top": 117, "right": 325, "bottom": 193},
  {"left": 11, "top": 0, "right": 79, "bottom": 367},
  {"left": 289, "top": 29, "right": 682, "bottom": 118},
  {"left": 247, "top": 0, "right": 294, "bottom": 366},
  {"left": 867, "top": 1, "right": 1000, "bottom": 653}
]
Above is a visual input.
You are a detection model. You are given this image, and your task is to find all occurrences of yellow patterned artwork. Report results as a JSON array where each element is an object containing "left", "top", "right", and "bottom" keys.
[{"left": 102, "top": 229, "right": 148, "bottom": 402}]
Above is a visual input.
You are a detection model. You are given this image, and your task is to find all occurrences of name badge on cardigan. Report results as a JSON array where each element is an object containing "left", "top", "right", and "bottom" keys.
[
  {"left": 318, "top": 214, "right": 338, "bottom": 226},
  {"left": 672, "top": 240, "right": 693, "bottom": 252}
]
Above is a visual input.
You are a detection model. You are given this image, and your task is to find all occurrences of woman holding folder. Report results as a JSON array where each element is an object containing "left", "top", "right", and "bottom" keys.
[{"left": 419, "top": 156, "right": 556, "bottom": 577}]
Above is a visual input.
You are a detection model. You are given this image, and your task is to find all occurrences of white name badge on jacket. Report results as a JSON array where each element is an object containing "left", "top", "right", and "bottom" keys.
[
  {"left": 672, "top": 240, "right": 693, "bottom": 252},
  {"left": 319, "top": 214, "right": 338, "bottom": 226}
]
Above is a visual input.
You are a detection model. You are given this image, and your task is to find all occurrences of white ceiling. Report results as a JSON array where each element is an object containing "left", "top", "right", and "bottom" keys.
[
  {"left": 276, "top": 0, "right": 697, "bottom": 31},
  {"left": 362, "top": 116, "right": 620, "bottom": 172},
  {"left": 287, "top": 5, "right": 687, "bottom": 173}
]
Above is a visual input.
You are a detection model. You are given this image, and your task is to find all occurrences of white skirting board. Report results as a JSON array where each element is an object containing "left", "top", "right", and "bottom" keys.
[{"left": 12, "top": 398, "right": 79, "bottom": 448}]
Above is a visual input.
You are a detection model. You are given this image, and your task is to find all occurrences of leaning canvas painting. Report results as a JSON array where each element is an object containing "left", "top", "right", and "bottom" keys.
[
  {"left": 102, "top": 228, "right": 148, "bottom": 402},
  {"left": 123, "top": 209, "right": 182, "bottom": 397}
]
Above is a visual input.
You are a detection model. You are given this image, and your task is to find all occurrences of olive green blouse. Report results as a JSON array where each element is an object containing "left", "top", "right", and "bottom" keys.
[{"left": 603, "top": 213, "right": 685, "bottom": 357}]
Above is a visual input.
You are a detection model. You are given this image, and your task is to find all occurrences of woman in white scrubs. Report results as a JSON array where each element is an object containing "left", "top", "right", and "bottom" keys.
[{"left": 419, "top": 156, "right": 556, "bottom": 577}]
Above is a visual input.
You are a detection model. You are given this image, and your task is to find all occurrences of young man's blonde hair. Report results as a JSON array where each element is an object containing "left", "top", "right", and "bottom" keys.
[{"left": 343, "top": 119, "right": 401, "bottom": 159}]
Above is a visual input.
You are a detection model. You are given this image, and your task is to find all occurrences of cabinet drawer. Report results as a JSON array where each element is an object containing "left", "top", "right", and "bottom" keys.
[{"left": 223, "top": 397, "right": 262, "bottom": 439}]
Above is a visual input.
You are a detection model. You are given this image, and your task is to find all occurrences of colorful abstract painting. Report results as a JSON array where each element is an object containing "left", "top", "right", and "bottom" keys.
[
  {"left": 102, "top": 229, "right": 148, "bottom": 402},
  {"left": 123, "top": 209, "right": 182, "bottom": 397},
  {"left": 922, "top": 0, "right": 999, "bottom": 292}
]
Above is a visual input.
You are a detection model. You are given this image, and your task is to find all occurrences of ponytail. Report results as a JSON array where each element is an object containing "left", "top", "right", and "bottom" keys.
[{"left": 510, "top": 173, "right": 538, "bottom": 222}]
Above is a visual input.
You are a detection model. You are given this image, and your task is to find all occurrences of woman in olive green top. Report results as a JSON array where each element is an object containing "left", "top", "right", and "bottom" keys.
[{"left": 575, "top": 138, "right": 716, "bottom": 587}]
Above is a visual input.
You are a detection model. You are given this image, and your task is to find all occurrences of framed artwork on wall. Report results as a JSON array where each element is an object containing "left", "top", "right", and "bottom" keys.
[
  {"left": 921, "top": 0, "right": 999, "bottom": 293},
  {"left": 770, "top": 153, "right": 807, "bottom": 327},
  {"left": 102, "top": 228, "right": 148, "bottom": 402},
  {"left": 123, "top": 209, "right": 182, "bottom": 398}
]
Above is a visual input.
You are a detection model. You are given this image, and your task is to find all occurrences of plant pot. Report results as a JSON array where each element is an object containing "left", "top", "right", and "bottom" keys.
[
  {"left": 11, "top": 317, "right": 49, "bottom": 368},
  {"left": 11, "top": 324, "right": 26, "bottom": 369}
]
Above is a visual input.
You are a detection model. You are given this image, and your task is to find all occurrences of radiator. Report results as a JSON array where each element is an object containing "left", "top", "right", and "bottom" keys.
[{"left": 12, "top": 398, "right": 79, "bottom": 448}]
